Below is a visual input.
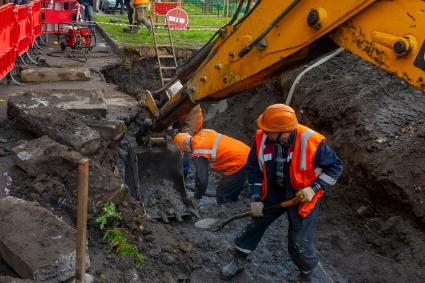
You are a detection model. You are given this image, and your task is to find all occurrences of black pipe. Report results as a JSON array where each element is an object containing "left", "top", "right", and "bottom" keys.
[{"left": 238, "top": 0, "right": 301, "bottom": 58}]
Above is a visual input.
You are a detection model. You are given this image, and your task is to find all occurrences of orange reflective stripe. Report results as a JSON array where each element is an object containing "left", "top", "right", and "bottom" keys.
[{"left": 290, "top": 124, "right": 325, "bottom": 189}]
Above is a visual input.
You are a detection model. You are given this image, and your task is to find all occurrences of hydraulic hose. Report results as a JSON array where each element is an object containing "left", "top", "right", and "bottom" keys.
[{"left": 285, "top": 47, "right": 344, "bottom": 105}]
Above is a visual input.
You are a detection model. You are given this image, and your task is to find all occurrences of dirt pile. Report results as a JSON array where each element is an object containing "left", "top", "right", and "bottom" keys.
[{"left": 102, "top": 47, "right": 196, "bottom": 98}]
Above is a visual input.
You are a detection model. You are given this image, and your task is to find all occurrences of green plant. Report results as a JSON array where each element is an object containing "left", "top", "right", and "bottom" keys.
[
  {"left": 103, "top": 228, "right": 147, "bottom": 268},
  {"left": 95, "top": 202, "right": 122, "bottom": 231}
]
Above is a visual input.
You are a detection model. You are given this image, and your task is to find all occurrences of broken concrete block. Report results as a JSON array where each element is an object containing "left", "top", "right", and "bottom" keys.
[
  {"left": 64, "top": 103, "right": 108, "bottom": 118},
  {"left": 62, "top": 161, "right": 131, "bottom": 211},
  {"left": 8, "top": 93, "right": 100, "bottom": 155},
  {"left": 11, "top": 136, "right": 83, "bottom": 177},
  {"left": 8, "top": 89, "right": 138, "bottom": 123},
  {"left": 20, "top": 67, "right": 91, "bottom": 82},
  {"left": 82, "top": 119, "right": 125, "bottom": 141},
  {"left": 89, "top": 162, "right": 131, "bottom": 209},
  {"left": 0, "top": 197, "right": 90, "bottom": 282}
]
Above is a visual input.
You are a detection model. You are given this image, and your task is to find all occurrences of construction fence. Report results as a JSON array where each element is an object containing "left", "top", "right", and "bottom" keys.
[{"left": 0, "top": 1, "right": 42, "bottom": 80}]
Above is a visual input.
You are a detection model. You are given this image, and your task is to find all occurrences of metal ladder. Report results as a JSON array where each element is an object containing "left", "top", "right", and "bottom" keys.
[{"left": 150, "top": 17, "right": 178, "bottom": 86}]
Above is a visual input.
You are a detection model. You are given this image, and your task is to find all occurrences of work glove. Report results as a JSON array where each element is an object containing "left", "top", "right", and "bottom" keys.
[
  {"left": 250, "top": 202, "right": 264, "bottom": 218},
  {"left": 296, "top": 186, "right": 315, "bottom": 203}
]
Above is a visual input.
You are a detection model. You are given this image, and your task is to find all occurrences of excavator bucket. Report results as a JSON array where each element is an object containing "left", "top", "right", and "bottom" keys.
[{"left": 135, "top": 139, "right": 197, "bottom": 222}]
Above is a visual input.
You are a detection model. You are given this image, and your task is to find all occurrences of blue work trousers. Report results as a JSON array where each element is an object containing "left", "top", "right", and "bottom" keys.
[
  {"left": 216, "top": 166, "right": 247, "bottom": 204},
  {"left": 183, "top": 153, "right": 191, "bottom": 175},
  {"left": 83, "top": 2, "right": 94, "bottom": 29},
  {"left": 234, "top": 192, "right": 320, "bottom": 272}
]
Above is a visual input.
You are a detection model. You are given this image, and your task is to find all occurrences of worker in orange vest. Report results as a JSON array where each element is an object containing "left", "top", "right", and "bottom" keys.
[
  {"left": 174, "top": 129, "right": 250, "bottom": 205},
  {"left": 131, "top": 0, "right": 152, "bottom": 33},
  {"left": 221, "top": 104, "right": 343, "bottom": 281}
]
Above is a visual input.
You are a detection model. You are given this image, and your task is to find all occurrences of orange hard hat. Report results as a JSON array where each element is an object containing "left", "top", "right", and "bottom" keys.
[
  {"left": 256, "top": 104, "right": 298, "bottom": 132},
  {"left": 173, "top": 133, "right": 190, "bottom": 151}
]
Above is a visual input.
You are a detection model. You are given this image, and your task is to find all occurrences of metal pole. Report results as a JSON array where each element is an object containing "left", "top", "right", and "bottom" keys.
[{"left": 76, "top": 158, "right": 89, "bottom": 283}]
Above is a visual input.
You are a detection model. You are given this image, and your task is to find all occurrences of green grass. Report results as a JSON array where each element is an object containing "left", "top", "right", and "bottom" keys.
[
  {"left": 95, "top": 13, "right": 225, "bottom": 48},
  {"left": 96, "top": 203, "right": 147, "bottom": 269}
]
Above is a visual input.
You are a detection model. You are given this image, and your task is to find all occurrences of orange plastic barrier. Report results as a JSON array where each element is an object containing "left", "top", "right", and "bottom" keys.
[
  {"left": 31, "top": 0, "right": 43, "bottom": 37},
  {"left": 16, "top": 4, "right": 32, "bottom": 56},
  {"left": 0, "top": 4, "right": 17, "bottom": 80}
]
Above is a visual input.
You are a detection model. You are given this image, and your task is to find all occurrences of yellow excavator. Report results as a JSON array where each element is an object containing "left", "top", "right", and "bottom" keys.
[
  {"left": 137, "top": 0, "right": 425, "bottom": 220},
  {"left": 145, "top": 0, "right": 424, "bottom": 128}
]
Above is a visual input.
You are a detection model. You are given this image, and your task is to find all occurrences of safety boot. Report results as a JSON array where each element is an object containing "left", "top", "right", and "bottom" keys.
[{"left": 221, "top": 249, "right": 248, "bottom": 280}]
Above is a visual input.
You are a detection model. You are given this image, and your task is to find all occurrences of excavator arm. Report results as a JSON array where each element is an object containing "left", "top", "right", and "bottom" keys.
[{"left": 145, "top": 0, "right": 425, "bottom": 130}]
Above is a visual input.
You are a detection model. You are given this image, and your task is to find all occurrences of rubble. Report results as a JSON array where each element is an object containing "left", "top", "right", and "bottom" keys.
[
  {"left": 11, "top": 136, "right": 83, "bottom": 177},
  {"left": 8, "top": 94, "right": 100, "bottom": 155},
  {"left": 0, "top": 197, "right": 90, "bottom": 282}
]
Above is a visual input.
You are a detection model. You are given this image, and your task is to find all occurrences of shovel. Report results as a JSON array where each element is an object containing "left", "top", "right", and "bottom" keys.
[{"left": 195, "top": 196, "right": 301, "bottom": 231}]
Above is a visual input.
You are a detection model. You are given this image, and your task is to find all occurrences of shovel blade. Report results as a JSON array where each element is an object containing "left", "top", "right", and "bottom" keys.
[{"left": 194, "top": 218, "right": 219, "bottom": 229}]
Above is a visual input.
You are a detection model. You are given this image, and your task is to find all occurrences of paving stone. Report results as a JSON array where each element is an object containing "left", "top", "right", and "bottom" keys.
[
  {"left": 0, "top": 197, "right": 90, "bottom": 282},
  {"left": 20, "top": 67, "right": 91, "bottom": 82},
  {"left": 11, "top": 136, "right": 83, "bottom": 177},
  {"left": 8, "top": 93, "right": 100, "bottom": 155}
]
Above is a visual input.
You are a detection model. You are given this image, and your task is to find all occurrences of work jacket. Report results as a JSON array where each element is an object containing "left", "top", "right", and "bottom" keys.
[
  {"left": 191, "top": 129, "right": 250, "bottom": 176},
  {"left": 248, "top": 124, "right": 343, "bottom": 217}
]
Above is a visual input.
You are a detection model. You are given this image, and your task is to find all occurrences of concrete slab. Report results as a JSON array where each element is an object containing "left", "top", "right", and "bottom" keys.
[
  {"left": 8, "top": 93, "right": 100, "bottom": 155},
  {"left": 20, "top": 67, "right": 91, "bottom": 82},
  {"left": 11, "top": 136, "right": 83, "bottom": 178},
  {"left": 8, "top": 89, "right": 139, "bottom": 125},
  {"left": 0, "top": 197, "right": 90, "bottom": 282}
]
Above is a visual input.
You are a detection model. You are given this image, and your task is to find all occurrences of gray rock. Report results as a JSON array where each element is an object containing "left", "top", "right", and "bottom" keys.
[
  {"left": 0, "top": 197, "right": 90, "bottom": 282},
  {"left": 11, "top": 136, "right": 83, "bottom": 177}
]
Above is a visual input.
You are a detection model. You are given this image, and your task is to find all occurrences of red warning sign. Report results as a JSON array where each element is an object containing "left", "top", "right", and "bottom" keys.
[{"left": 166, "top": 8, "right": 189, "bottom": 31}]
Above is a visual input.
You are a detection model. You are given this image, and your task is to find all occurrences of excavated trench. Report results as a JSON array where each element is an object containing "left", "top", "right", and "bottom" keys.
[
  {"left": 2, "top": 46, "right": 423, "bottom": 282},
  {"left": 101, "top": 48, "right": 425, "bottom": 282}
]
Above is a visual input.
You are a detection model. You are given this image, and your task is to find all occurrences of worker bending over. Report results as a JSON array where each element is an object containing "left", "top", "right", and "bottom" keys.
[
  {"left": 221, "top": 104, "right": 343, "bottom": 281},
  {"left": 174, "top": 129, "right": 249, "bottom": 206}
]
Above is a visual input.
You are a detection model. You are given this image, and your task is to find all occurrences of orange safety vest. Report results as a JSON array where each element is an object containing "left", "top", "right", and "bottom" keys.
[
  {"left": 255, "top": 124, "right": 326, "bottom": 218},
  {"left": 134, "top": 0, "right": 150, "bottom": 5},
  {"left": 191, "top": 129, "right": 250, "bottom": 176}
]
